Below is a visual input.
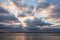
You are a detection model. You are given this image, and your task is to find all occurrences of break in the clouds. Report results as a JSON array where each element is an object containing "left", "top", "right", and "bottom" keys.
[
  {"left": 0, "top": 0, "right": 60, "bottom": 32},
  {"left": 25, "top": 18, "right": 53, "bottom": 27}
]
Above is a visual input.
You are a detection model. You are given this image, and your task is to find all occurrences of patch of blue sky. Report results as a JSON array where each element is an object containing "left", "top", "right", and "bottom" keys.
[
  {"left": 34, "top": 12, "right": 42, "bottom": 18},
  {"left": 0, "top": 0, "right": 11, "bottom": 6},
  {"left": 0, "top": 0, "right": 6, "bottom": 2},
  {"left": 6, "top": 0, "right": 11, "bottom": 6},
  {"left": 23, "top": 0, "right": 38, "bottom": 6},
  {"left": 0, "top": 0, "right": 9, "bottom": 2}
]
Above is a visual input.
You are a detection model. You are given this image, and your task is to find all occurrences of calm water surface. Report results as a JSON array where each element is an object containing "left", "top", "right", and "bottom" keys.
[{"left": 0, "top": 33, "right": 60, "bottom": 40}]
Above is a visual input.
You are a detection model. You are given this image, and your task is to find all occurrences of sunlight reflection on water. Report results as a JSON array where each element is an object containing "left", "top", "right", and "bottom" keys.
[{"left": 0, "top": 33, "right": 60, "bottom": 40}]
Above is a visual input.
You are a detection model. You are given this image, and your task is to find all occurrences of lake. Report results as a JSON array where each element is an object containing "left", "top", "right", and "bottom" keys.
[{"left": 0, "top": 33, "right": 60, "bottom": 40}]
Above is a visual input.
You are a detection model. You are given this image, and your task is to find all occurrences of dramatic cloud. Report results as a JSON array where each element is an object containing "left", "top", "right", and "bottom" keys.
[
  {"left": 25, "top": 18, "right": 53, "bottom": 27},
  {"left": 50, "top": 5, "right": 60, "bottom": 19},
  {"left": 0, "top": 7, "right": 9, "bottom": 13},
  {"left": 0, "top": 24, "right": 24, "bottom": 32},
  {"left": 0, "top": 0, "right": 60, "bottom": 32},
  {"left": 0, "top": 15, "right": 17, "bottom": 21},
  {"left": 0, "top": 7, "right": 17, "bottom": 21}
]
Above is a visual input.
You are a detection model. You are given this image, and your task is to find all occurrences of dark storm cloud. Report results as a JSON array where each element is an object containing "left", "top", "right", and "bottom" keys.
[
  {"left": 49, "top": 4, "right": 60, "bottom": 19},
  {"left": 25, "top": 18, "right": 53, "bottom": 27},
  {"left": 0, "top": 15, "right": 17, "bottom": 21},
  {"left": 0, "top": 7, "right": 9, "bottom": 13},
  {"left": 24, "top": 18, "right": 41, "bottom": 32},
  {"left": 36, "top": 3, "right": 50, "bottom": 10},
  {"left": 0, "top": 24, "right": 24, "bottom": 32},
  {"left": 0, "top": 7, "right": 18, "bottom": 22},
  {"left": 24, "top": 18, "right": 53, "bottom": 32},
  {"left": 18, "top": 12, "right": 26, "bottom": 17},
  {"left": 18, "top": 10, "right": 34, "bottom": 17}
]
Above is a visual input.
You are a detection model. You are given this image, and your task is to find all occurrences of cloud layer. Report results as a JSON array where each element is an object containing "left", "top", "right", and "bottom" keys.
[{"left": 0, "top": 0, "right": 60, "bottom": 32}]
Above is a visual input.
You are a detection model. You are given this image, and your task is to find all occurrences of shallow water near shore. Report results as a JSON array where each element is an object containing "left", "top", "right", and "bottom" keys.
[{"left": 0, "top": 33, "right": 60, "bottom": 40}]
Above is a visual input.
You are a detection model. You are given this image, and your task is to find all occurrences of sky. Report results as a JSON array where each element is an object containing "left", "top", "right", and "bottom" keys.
[{"left": 0, "top": 0, "right": 60, "bottom": 32}]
